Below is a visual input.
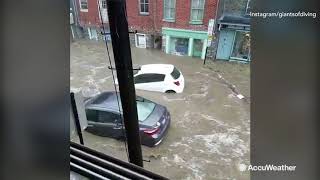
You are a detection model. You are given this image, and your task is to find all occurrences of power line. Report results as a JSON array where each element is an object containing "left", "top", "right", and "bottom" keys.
[{"left": 97, "top": 0, "right": 130, "bottom": 162}]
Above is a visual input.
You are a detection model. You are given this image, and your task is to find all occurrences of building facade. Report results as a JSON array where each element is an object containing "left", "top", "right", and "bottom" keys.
[
  {"left": 72, "top": 0, "right": 219, "bottom": 59},
  {"left": 70, "top": 0, "right": 84, "bottom": 40},
  {"left": 126, "top": 0, "right": 219, "bottom": 59},
  {"left": 215, "top": 0, "right": 251, "bottom": 62},
  {"left": 74, "top": 0, "right": 110, "bottom": 40}
]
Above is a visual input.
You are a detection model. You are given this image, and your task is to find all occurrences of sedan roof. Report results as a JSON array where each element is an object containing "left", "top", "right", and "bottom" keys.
[
  {"left": 140, "top": 64, "right": 174, "bottom": 74},
  {"left": 85, "top": 91, "right": 150, "bottom": 112},
  {"left": 85, "top": 92, "right": 122, "bottom": 112}
]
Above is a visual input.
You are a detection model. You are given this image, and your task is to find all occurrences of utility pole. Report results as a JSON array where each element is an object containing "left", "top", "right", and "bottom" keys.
[
  {"left": 106, "top": 0, "right": 143, "bottom": 167},
  {"left": 71, "top": 92, "right": 84, "bottom": 145}
]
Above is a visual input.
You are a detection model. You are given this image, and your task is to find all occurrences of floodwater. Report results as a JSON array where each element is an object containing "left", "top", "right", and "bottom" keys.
[{"left": 71, "top": 39, "right": 250, "bottom": 180}]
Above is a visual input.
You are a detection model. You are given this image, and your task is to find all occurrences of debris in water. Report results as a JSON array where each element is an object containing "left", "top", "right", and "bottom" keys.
[{"left": 237, "top": 94, "right": 245, "bottom": 99}]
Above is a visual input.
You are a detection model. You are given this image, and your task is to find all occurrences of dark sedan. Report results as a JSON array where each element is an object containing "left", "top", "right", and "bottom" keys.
[{"left": 84, "top": 91, "right": 171, "bottom": 147}]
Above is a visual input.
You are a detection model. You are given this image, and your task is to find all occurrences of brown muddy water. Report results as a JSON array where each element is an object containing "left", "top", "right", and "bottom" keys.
[{"left": 71, "top": 40, "right": 250, "bottom": 180}]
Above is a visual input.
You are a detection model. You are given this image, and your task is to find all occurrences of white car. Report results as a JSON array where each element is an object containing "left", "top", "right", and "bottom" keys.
[{"left": 116, "top": 64, "right": 185, "bottom": 93}]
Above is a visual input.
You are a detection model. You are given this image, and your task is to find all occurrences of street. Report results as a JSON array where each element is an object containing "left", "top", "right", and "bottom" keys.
[{"left": 71, "top": 39, "right": 250, "bottom": 180}]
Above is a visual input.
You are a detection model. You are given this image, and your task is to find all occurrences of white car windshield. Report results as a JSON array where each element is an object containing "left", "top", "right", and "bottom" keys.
[{"left": 136, "top": 100, "right": 156, "bottom": 121}]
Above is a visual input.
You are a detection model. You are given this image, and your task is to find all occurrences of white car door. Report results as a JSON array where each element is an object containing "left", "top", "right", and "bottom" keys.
[{"left": 134, "top": 73, "right": 165, "bottom": 92}]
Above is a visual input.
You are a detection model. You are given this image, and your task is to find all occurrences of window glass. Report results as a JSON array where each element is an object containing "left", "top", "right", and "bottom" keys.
[
  {"left": 98, "top": 111, "right": 120, "bottom": 123},
  {"left": 231, "top": 31, "right": 251, "bottom": 60},
  {"left": 139, "top": 0, "right": 149, "bottom": 14},
  {"left": 101, "top": 0, "right": 107, "bottom": 9},
  {"left": 134, "top": 74, "right": 165, "bottom": 84},
  {"left": 190, "top": 0, "right": 205, "bottom": 22},
  {"left": 164, "top": 0, "right": 176, "bottom": 20},
  {"left": 171, "top": 67, "right": 181, "bottom": 79},
  {"left": 86, "top": 109, "right": 98, "bottom": 122},
  {"left": 136, "top": 100, "right": 156, "bottom": 121},
  {"left": 80, "top": 0, "right": 88, "bottom": 9}
]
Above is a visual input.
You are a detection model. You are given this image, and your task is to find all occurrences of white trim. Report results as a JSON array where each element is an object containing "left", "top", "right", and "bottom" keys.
[
  {"left": 135, "top": 33, "right": 147, "bottom": 48},
  {"left": 245, "top": 0, "right": 251, "bottom": 14},
  {"left": 201, "top": 39, "right": 207, "bottom": 60},
  {"left": 163, "top": 0, "right": 176, "bottom": 20},
  {"left": 188, "top": 38, "right": 194, "bottom": 56},
  {"left": 88, "top": 27, "right": 92, "bottom": 39},
  {"left": 165, "top": 35, "right": 170, "bottom": 53},
  {"left": 138, "top": 0, "right": 150, "bottom": 15},
  {"left": 80, "top": 9, "right": 88, "bottom": 12},
  {"left": 79, "top": 0, "right": 88, "bottom": 12},
  {"left": 71, "top": 26, "right": 75, "bottom": 39}
]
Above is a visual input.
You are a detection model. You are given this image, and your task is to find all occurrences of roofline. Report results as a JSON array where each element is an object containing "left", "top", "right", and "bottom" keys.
[{"left": 218, "top": 22, "right": 250, "bottom": 27}]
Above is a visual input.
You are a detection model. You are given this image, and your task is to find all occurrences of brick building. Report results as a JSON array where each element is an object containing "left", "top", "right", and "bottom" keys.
[
  {"left": 75, "top": 0, "right": 109, "bottom": 40},
  {"left": 126, "top": 0, "right": 219, "bottom": 59},
  {"left": 73, "top": 0, "right": 218, "bottom": 59}
]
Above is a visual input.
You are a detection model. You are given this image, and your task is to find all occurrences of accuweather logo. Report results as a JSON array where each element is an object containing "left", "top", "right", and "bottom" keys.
[{"left": 239, "top": 164, "right": 296, "bottom": 172}]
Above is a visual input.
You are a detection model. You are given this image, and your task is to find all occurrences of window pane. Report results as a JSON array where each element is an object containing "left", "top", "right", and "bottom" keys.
[
  {"left": 81, "top": 2, "right": 88, "bottom": 9},
  {"left": 200, "top": 0, "right": 205, "bottom": 7},
  {"left": 163, "top": 0, "right": 175, "bottom": 19},
  {"left": 86, "top": 109, "right": 98, "bottom": 122},
  {"left": 171, "top": 0, "right": 175, "bottom": 7},
  {"left": 171, "top": 67, "right": 181, "bottom": 79},
  {"left": 140, "top": 4, "right": 145, "bottom": 12},
  {"left": 99, "top": 111, "right": 119, "bottom": 123},
  {"left": 171, "top": 9, "right": 175, "bottom": 19},
  {"left": 102, "top": 0, "right": 107, "bottom": 8},
  {"left": 150, "top": 74, "right": 165, "bottom": 82},
  {"left": 135, "top": 74, "right": 165, "bottom": 83},
  {"left": 191, "top": 10, "right": 198, "bottom": 20},
  {"left": 191, "top": 0, "right": 198, "bottom": 8},
  {"left": 135, "top": 74, "right": 149, "bottom": 83},
  {"left": 145, "top": 4, "right": 149, "bottom": 13},
  {"left": 145, "top": 0, "right": 149, "bottom": 3},
  {"left": 231, "top": 32, "right": 250, "bottom": 59},
  {"left": 164, "top": 7, "right": 169, "bottom": 19},
  {"left": 199, "top": 10, "right": 204, "bottom": 20},
  {"left": 167, "top": 9, "right": 171, "bottom": 19}
]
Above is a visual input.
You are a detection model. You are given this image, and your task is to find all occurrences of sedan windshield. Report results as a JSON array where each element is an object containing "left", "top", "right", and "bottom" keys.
[{"left": 136, "top": 100, "right": 156, "bottom": 121}]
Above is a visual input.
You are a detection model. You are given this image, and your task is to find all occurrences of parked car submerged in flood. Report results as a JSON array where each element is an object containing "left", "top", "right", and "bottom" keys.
[
  {"left": 116, "top": 64, "right": 185, "bottom": 93},
  {"left": 84, "top": 91, "right": 171, "bottom": 147}
]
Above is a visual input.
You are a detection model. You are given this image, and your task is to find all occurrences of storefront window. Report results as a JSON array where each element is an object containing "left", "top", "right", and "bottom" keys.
[
  {"left": 231, "top": 31, "right": 250, "bottom": 60},
  {"left": 170, "top": 37, "right": 189, "bottom": 56}
]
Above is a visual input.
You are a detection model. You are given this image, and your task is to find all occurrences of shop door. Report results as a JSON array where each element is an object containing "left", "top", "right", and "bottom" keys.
[
  {"left": 193, "top": 39, "right": 204, "bottom": 57},
  {"left": 216, "top": 30, "right": 235, "bottom": 60},
  {"left": 135, "top": 33, "right": 147, "bottom": 48}
]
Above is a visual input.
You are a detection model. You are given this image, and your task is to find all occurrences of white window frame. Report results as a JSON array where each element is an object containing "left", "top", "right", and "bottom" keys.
[
  {"left": 190, "top": 0, "right": 205, "bottom": 23},
  {"left": 135, "top": 33, "right": 147, "bottom": 48},
  {"left": 139, "top": 0, "right": 149, "bottom": 15},
  {"left": 245, "top": 0, "right": 251, "bottom": 14},
  {"left": 163, "top": 0, "right": 176, "bottom": 21},
  {"left": 79, "top": 0, "right": 88, "bottom": 12},
  {"left": 101, "top": 0, "right": 107, "bottom": 9}
]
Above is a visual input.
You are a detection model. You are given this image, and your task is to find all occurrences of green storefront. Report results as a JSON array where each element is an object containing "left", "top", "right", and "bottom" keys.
[{"left": 162, "top": 28, "right": 208, "bottom": 60}]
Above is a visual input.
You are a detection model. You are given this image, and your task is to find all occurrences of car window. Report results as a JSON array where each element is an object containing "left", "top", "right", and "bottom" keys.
[
  {"left": 133, "top": 69, "right": 139, "bottom": 75},
  {"left": 136, "top": 100, "right": 156, "bottom": 121},
  {"left": 171, "top": 67, "right": 181, "bottom": 79},
  {"left": 85, "top": 109, "right": 98, "bottom": 122},
  {"left": 134, "top": 73, "right": 165, "bottom": 84},
  {"left": 98, "top": 111, "right": 120, "bottom": 123}
]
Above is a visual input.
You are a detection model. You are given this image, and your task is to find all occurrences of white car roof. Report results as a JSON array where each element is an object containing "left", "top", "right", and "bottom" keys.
[{"left": 140, "top": 64, "right": 175, "bottom": 74}]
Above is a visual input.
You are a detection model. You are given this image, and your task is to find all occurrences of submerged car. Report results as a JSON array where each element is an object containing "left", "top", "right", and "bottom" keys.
[
  {"left": 116, "top": 64, "right": 185, "bottom": 93},
  {"left": 84, "top": 91, "right": 171, "bottom": 147}
]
